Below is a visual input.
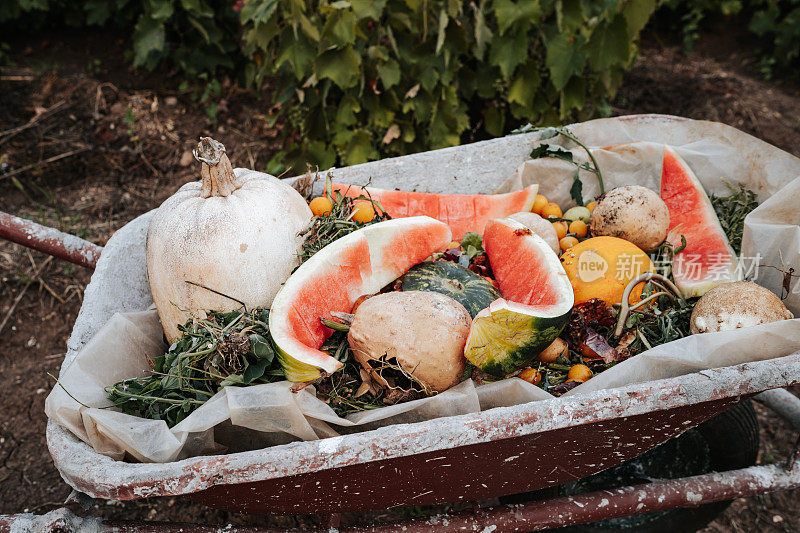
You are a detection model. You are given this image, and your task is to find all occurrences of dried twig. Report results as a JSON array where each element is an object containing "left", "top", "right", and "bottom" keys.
[
  {"left": 0, "top": 100, "right": 71, "bottom": 145},
  {"left": 0, "top": 147, "right": 90, "bottom": 181},
  {"left": 0, "top": 255, "right": 53, "bottom": 335}
]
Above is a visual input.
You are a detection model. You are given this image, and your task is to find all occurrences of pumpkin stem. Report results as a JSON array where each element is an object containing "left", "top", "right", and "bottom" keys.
[{"left": 194, "top": 137, "right": 238, "bottom": 198}]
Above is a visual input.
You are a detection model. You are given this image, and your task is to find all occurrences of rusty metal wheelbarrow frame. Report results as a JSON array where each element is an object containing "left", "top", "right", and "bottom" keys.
[
  {"left": 6, "top": 204, "right": 800, "bottom": 532},
  {"left": 2, "top": 114, "right": 800, "bottom": 531}
]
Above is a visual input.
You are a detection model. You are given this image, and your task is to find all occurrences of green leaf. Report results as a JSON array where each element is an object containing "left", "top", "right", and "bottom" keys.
[
  {"left": 147, "top": 0, "right": 174, "bottom": 20},
  {"left": 323, "top": 9, "right": 357, "bottom": 48},
  {"left": 560, "top": 75, "right": 585, "bottom": 114},
  {"left": 489, "top": 31, "right": 528, "bottom": 79},
  {"left": 484, "top": 105, "right": 505, "bottom": 137},
  {"left": 461, "top": 232, "right": 484, "bottom": 252},
  {"left": 249, "top": 334, "right": 274, "bottom": 362},
  {"left": 316, "top": 46, "right": 361, "bottom": 88},
  {"left": 546, "top": 33, "right": 586, "bottom": 91},
  {"left": 557, "top": 0, "right": 583, "bottom": 32},
  {"left": 350, "top": 0, "right": 386, "bottom": 19},
  {"left": 493, "top": 0, "right": 540, "bottom": 35},
  {"left": 435, "top": 9, "right": 449, "bottom": 55},
  {"left": 240, "top": 0, "right": 278, "bottom": 24},
  {"left": 378, "top": 59, "right": 400, "bottom": 88},
  {"left": 298, "top": 13, "right": 321, "bottom": 42},
  {"left": 530, "top": 143, "right": 574, "bottom": 163},
  {"left": 569, "top": 169, "right": 583, "bottom": 206},
  {"left": 243, "top": 359, "right": 269, "bottom": 384},
  {"left": 622, "top": 0, "right": 656, "bottom": 38},
  {"left": 586, "top": 15, "right": 630, "bottom": 71},
  {"left": 538, "top": 127, "right": 559, "bottom": 140},
  {"left": 84, "top": 0, "right": 112, "bottom": 25},
  {"left": 336, "top": 95, "right": 361, "bottom": 126},
  {"left": 342, "top": 130, "right": 378, "bottom": 164},
  {"left": 473, "top": 0, "right": 493, "bottom": 59},
  {"left": 132, "top": 16, "right": 165, "bottom": 67},
  {"left": 219, "top": 374, "right": 243, "bottom": 388},
  {"left": 276, "top": 38, "right": 316, "bottom": 78},
  {"left": 507, "top": 68, "right": 540, "bottom": 107},
  {"left": 188, "top": 16, "right": 211, "bottom": 44}
]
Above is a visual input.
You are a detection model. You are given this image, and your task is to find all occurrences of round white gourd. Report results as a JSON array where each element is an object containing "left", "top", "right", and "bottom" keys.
[{"left": 146, "top": 138, "right": 312, "bottom": 342}]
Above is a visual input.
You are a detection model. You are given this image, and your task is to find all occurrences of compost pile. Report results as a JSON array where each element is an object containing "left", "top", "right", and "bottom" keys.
[{"left": 102, "top": 131, "right": 793, "bottom": 427}]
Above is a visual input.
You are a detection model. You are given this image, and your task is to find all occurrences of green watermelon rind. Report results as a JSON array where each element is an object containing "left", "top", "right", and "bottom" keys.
[
  {"left": 468, "top": 302, "right": 569, "bottom": 376},
  {"left": 401, "top": 261, "right": 501, "bottom": 318},
  {"left": 463, "top": 217, "right": 574, "bottom": 377}
]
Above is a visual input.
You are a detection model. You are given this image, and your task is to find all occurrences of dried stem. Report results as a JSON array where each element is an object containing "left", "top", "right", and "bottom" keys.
[
  {"left": 614, "top": 273, "right": 684, "bottom": 338},
  {"left": 194, "top": 137, "right": 239, "bottom": 198}
]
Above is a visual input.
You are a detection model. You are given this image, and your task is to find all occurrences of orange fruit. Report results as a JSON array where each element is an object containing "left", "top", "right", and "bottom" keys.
[
  {"left": 568, "top": 364, "right": 592, "bottom": 382},
  {"left": 552, "top": 221, "right": 568, "bottom": 240},
  {"left": 518, "top": 367, "right": 542, "bottom": 385},
  {"left": 448, "top": 240, "right": 461, "bottom": 250},
  {"left": 569, "top": 220, "right": 587, "bottom": 238},
  {"left": 352, "top": 201, "right": 376, "bottom": 223},
  {"left": 559, "top": 236, "right": 654, "bottom": 306},
  {"left": 309, "top": 196, "right": 333, "bottom": 217},
  {"left": 531, "top": 194, "right": 548, "bottom": 215},
  {"left": 559, "top": 236, "right": 579, "bottom": 252},
  {"left": 541, "top": 202, "right": 563, "bottom": 219},
  {"left": 586, "top": 201, "right": 597, "bottom": 212}
]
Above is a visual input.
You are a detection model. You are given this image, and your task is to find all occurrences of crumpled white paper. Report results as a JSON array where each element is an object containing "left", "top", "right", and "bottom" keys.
[{"left": 46, "top": 120, "right": 800, "bottom": 463}]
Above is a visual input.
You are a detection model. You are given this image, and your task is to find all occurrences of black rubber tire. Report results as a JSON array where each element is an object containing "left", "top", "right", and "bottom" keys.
[{"left": 500, "top": 400, "right": 759, "bottom": 533}]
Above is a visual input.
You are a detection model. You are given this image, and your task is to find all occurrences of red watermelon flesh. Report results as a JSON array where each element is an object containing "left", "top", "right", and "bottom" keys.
[
  {"left": 269, "top": 216, "right": 453, "bottom": 382},
  {"left": 331, "top": 183, "right": 538, "bottom": 240},
  {"left": 660, "top": 146, "right": 740, "bottom": 298},
  {"left": 484, "top": 220, "right": 562, "bottom": 309}
]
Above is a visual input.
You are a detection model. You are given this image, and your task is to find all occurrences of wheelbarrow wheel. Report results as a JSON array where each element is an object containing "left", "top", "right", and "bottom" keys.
[{"left": 501, "top": 400, "right": 759, "bottom": 533}]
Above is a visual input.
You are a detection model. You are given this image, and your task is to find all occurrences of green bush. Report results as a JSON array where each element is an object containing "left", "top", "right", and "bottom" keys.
[
  {"left": 0, "top": 0, "right": 240, "bottom": 75},
  {"left": 748, "top": 0, "right": 800, "bottom": 79},
  {"left": 239, "top": 0, "right": 657, "bottom": 171},
  {"left": 2, "top": 0, "right": 660, "bottom": 170},
  {"left": 656, "top": 0, "right": 800, "bottom": 79}
]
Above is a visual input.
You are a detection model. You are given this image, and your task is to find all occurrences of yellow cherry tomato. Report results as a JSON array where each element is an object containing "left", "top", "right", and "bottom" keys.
[
  {"left": 531, "top": 194, "right": 548, "bottom": 215},
  {"left": 559, "top": 236, "right": 579, "bottom": 252},
  {"left": 586, "top": 201, "right": 597, "bottom": 212},
  {"left": 309, "top": 196, "right": 333, "bottom": 217},
  {"left": 518, "top": 367, "right": 542, "bottom": 385},
  {"left": 568, "top": 364, "right": 592, "bottom": 383},
  {"left": 552, "top": 221, "right": 568, "bottom": 240},
  {"left": 541, "top": 202, "right": 563, "bottom": 219},
  {"left": 448, "top": 240, "right": 461, "bottom": 250},
  {"left": 352, "top": 201, "right": 376, "bottom": 223},
  {"left": 568, "top": 220, "right": 588, "bottom": 238}
]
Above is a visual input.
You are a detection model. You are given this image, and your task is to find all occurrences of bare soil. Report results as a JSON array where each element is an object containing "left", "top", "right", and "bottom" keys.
[{"left": 1, "top": 29, "right": 799, "bottom": 531}]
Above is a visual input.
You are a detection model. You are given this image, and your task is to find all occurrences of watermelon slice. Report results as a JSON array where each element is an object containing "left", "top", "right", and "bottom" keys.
[
  {"left": 330, "top": 183, "right": 538, "bottom": 240},
  {"left": 660, "top": 146, "right": 741, "bottom": 298},
  {"left": 464, "top": 218, "right": 574, "bottom": 376},
  {"left": 269, "top": 216, "right": 452, "bottom": 382}
]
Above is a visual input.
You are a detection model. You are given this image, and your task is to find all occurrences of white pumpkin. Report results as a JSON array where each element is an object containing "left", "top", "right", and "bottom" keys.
[{"left": 146, "top": 138, "right": 312, "bottom": 342}]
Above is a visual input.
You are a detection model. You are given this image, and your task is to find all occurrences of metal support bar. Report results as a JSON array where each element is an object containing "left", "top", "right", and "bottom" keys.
[
  {"left": 348, "top": 460, "right": 800, "bottom": 532},
  {"left": 3, "top": 460, "right": 799, "bottom": 532},
  {"left": 755, "top": 388, "right": 800, "bottom": 432},
  {"left": 0, "top": 210, "right": 101, "bottom": 269}
]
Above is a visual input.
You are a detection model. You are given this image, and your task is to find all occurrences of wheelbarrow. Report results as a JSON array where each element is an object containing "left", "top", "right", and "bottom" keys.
[{"left": 2, "top": 114, "right": 800, "bottom": 532}]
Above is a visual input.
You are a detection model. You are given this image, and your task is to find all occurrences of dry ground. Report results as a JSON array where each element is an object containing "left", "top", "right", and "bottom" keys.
[{"left": 1, "top": 28, "right": 799, "bottom": 531}]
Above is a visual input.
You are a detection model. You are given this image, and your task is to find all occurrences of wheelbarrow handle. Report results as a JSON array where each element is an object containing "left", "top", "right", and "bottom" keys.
[{"left": 0, "top": 210, "right": 102, "bottom": 270}]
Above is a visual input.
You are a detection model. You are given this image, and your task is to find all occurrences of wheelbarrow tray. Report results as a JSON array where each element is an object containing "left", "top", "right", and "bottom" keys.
[{"left": 46, "top": 114, "right": 800, "bottom": 515}]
